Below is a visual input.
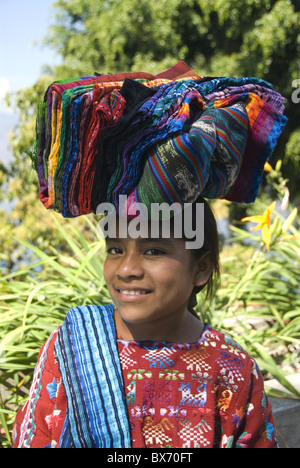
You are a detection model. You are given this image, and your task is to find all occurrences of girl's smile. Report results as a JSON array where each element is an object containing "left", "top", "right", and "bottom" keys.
[{"left": 115, "top": 287, "right": 152, "bottom": 301}]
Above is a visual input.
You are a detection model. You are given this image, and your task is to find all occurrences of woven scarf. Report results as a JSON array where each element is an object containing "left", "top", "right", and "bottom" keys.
[{"left": 54, "top": 304, "right": 131, "bottom": 448}]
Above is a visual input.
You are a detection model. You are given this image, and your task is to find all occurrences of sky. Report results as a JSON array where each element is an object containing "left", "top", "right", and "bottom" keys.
[{"left": 0, "top": 0, "right": 61, "bottom": 164}]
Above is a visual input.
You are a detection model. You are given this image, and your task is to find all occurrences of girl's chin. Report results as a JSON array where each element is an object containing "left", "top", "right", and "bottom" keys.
[{"left": 115, "top": 303, "right": 161, "bottom": 325}]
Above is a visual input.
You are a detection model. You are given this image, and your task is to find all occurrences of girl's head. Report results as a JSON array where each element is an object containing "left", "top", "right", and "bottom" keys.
[{"left": 102, "top": 198, "right": 220, "bottom": 340}]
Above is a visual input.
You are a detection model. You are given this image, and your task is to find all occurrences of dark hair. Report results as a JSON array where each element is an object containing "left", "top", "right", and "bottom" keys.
[{"left": 184, "top": 197, "right": 220, "bottom": 317}]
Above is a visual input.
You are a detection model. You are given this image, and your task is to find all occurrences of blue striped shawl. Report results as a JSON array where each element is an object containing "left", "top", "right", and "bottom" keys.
[{"left": 54, "top": 304, "right": 131, "bottom": 448}]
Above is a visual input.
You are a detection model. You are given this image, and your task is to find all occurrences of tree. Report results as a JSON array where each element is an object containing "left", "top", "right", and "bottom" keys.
[{"left": 46, "top": 0, "right": 299, "bottom": 170}]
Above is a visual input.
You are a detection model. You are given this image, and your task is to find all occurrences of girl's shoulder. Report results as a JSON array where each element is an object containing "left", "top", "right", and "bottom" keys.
[
  {"left": 200, "top": 323, "right": 248, "bottom": 352},
  {"left": 199, "top": 324, "right": 259, "bottom": 379}
]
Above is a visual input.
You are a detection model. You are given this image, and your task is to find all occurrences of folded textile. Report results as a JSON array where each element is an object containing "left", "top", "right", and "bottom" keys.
[
  {"left": 35, "top": 70, "right": 158, "bottom": 211},
  {"left": 31, "top": 62, "right": 287, "bottom": 218},
  {"left": 128, "top": 101, "right": 248, "bottom": 215},
  {"left": 90, "top": 78, "right": 160, "bottom": 212}
]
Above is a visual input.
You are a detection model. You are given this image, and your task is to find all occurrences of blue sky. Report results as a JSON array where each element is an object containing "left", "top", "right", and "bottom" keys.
[
  {"left": 0, "top": 0, "right": 60, "bottom": 93},
  {"left": 0, "top": 0, "right": 60, "bottom": 164}
]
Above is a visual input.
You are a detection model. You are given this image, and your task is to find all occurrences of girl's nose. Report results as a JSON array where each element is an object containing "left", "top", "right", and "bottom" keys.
[{"left": 116, "top": 250, "right": 144, "bottom": 280}]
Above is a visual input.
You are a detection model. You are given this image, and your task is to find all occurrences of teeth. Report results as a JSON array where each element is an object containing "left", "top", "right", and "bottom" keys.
[{"left": 119, "top": 290, "right": 148, "bottom": 295}]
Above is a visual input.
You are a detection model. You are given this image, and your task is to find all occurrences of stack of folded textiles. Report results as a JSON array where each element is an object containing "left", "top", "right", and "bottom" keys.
[{"left": 31, "top": 61, "right": 287, "bottom": 218}]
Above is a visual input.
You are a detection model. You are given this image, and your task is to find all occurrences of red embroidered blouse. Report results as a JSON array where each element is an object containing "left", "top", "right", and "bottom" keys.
[{"left": 13, "top": 325, "right": 278, "bottom": 448}]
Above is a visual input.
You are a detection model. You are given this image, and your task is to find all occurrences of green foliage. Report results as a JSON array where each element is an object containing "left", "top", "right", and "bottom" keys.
[
  {"left": 286, "top": 129, "right": 300, "bottom": 170},
  {"left": 46, "top": 0, "right": 299, "bottom": 91},
  {"left": 46, "top": 0, "right": 194, "bottom": 75}
]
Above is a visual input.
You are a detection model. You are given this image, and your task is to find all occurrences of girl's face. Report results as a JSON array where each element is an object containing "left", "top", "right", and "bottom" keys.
[{"left": 103, "top": 231, "right": 212, "bottom": 341}]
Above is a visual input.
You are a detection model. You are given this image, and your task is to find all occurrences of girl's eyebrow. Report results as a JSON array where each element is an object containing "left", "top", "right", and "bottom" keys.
[{"left": 105, "top": 236, "right": 173, "bottom": 246}]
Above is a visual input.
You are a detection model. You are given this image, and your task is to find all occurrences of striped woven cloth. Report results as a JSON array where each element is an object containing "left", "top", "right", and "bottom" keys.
[
  {"left": 54, "top": 304, "right": 131, "bottom": 448},
  {"left": 32, "top": 62, "right": 287, "bottom": 217}
]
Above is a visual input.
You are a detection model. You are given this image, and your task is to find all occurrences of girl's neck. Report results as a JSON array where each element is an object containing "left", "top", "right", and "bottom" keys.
[{"left": 114, "top": 308, "right": 204, "bottom": 344}]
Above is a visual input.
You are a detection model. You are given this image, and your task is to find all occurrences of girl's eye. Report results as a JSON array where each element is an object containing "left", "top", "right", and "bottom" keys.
[
  {"left": 106, "top": 247, "right": 122, "bottom": 255},
  {"left": 145, "top": 248, "right": 165, "bottom": 256}
]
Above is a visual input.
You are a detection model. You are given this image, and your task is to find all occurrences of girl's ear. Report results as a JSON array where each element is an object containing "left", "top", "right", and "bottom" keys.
[{"left": 194, "top": 251, "right": 214, "bottom": 287}]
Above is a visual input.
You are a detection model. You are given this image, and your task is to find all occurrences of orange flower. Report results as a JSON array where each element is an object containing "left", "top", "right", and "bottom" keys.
[
  {"left": 242, "top": 201, "right": 276, "bottom": 251},
  {"left": 264, "top": 162, "right": 273, "bottom": 172}
]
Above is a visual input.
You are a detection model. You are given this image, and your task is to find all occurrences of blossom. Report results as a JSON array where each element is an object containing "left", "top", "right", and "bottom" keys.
[
  {"left": 264, "top": 162, "right": 273, "bottom": 172},
  {"left": 241, "top": 201, "right": 276, "bottom": 251}
]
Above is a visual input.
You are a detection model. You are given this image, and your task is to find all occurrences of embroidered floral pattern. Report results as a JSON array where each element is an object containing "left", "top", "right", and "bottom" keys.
[
  {"left": 117, "top": 326, "right": 278, "bottom": 448},
  {"left": 45, "top": 410, "right": 62, "bottom": 430}
]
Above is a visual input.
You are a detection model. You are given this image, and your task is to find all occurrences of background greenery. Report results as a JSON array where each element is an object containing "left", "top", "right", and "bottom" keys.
[{"left": 0, "top": 0, "right": 299, "bottom": 447}]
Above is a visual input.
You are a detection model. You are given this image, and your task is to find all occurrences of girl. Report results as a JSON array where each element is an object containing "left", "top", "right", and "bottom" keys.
[
  {"left": 13, "top": 200, "right": 277, "bottom": 448},
  {"left": 13, "top": 63, "right": 286, "bottom": 448}
]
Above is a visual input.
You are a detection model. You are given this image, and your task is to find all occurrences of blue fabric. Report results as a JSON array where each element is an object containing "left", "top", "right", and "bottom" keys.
[{"left": 55, "top": 304, "right": 131, "bottom": 448}]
